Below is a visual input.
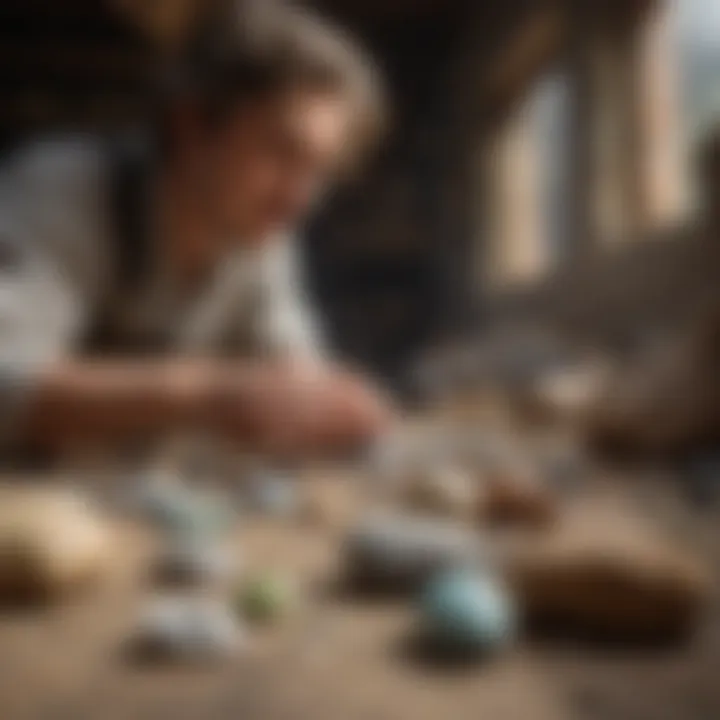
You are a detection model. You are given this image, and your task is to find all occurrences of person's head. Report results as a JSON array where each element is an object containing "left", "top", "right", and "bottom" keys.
[{"left": 161, "top": 0, "right": 385, "bottom": 244}]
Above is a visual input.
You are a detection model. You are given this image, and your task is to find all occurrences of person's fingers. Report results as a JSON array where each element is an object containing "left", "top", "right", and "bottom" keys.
[
  {"left": 221, "top": 365, "right": 397, "bottom": 456},
  {"left": 340, "top": 375, "right": 396, "bottom": 431},
  {"left": 314, "top": 376, "right": 394, "bottom": 450}
]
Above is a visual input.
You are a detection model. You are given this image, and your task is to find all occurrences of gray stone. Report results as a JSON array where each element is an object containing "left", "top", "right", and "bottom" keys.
[
  {"left": 345, "top": 512, "right": 483, "bottom": 592},
  {"left": 152, "top": 541, "right": 236, "bottom": 588},
  {"left": 132, "top": 481, "right": 235, "bottom": 539},
  {"left": 133, "top": 597, "right": 242, "bottom": 663},
  {"left": 246, "top": 472, "right": 299, "bottom": 517}
]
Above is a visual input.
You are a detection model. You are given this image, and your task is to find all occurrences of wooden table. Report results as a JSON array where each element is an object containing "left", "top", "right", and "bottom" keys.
[{"left": 0, "top": 467, "right": 718, "bottom": 720}]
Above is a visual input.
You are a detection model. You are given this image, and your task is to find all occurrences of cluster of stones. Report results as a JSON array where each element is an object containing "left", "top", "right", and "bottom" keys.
[
  {"left": 132, "top": 478, "right": 243, "bottom": 663},
  {"left": 132, "top": 463, "right": 300, "bottom": 664}
]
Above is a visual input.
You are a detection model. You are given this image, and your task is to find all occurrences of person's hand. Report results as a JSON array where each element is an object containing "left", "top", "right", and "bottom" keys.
[{"left": 206, "top": 362, "right": 395, "bottom": 456}]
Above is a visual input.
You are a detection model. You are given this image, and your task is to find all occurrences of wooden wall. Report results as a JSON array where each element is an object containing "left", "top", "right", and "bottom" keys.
[{"left": 0, "top": 0, "right": 153, "bottom": 153}]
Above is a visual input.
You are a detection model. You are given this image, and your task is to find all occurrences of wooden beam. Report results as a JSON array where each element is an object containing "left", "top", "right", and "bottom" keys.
[
  {"left": 109, "top": 0, "right": 203, "bottom": 49},
  {"left": 482, "top": 2, "right": 566, "bottom": 113}
]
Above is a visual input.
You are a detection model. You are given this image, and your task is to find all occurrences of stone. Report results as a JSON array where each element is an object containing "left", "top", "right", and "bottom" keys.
[
  {"left": 237, "top": 572, "right": 295, "bottom": 625},
  {"left": 582, "top": 328, "right": 720, "bottom": 459},
  {"left": 404, "top": 465, "right": 478, "bottom": 520},
  {"left": 520, "top": 360, "right": 609, "bottom": 427},
  {"left": 151, "top": 541, "right": 236, "bottom": 588},
  {"left": 187, "top": 599, "right": 243, "bottom": 659},
  {"left": 137, "top": 483, "right": 235, "bottom": 540},
  {"left": 0, "top": 487, "right": 111, "bottom": 603},
  {"left": 246, "top": 472, "right": 299, "bottom": 518},
  {"left": 133, "top": 596, "right": 242, "bottom": 663},
  {"left": 503, "top": 499, "right": 712, "bottom": 641},
  {"left": 479, "top": 467, "right": 557, "bottom": 530},
  {"left": 345, "top": 512, "right": 482, "bottom": 592},
  {"left": 420, "top": 569, "right": 517, "bottom": 653}
]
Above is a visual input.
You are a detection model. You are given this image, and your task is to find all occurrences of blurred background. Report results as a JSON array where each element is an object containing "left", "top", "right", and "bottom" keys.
[
  {"left": 1, "top": 5, "right": 720, "bottom": 717},
  {"left": 1, "top": 0, "right": 719, "bottom": 413}
]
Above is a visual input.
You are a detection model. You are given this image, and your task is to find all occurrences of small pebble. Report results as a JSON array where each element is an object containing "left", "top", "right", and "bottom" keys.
[
  {"left": 404, "top": 465, "right": 478, "bottom": 519},
  {"left": 125, "top": 473, "right": 182, "bottom": 518},
  {"left": 480, "top": 468, "right": 557, "bottom": 529},
  {"left": 420, "top": 569, "right": 517, "bottom": 654},
  {"left": 346, "top": 512, "right": 482, "bottom": 591},
  {"left": 152, "top": 541, "right": 236, "bottom": 588},
  {"left": 133, "top": 597, "right": 243, "bottom": 663},
  {"left": 237, "top": 572, "right": 295, "bottom": 625},
  {"left": 246, "top": 473, "right": 299, "bottom": 518}
]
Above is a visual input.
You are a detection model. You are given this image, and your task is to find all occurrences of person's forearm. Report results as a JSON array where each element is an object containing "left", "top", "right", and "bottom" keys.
[
  {"left": 20, "top": 360, "right": 219, "bottom": 449},
  {"left": 15, "top": 357, "right": 392, "bottom": 456}
]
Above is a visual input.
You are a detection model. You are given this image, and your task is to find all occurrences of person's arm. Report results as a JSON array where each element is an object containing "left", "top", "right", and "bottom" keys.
[
  {"left": 20, "top": 360, "right": 209, "bottom": 449},
  {"left": 20, "top": 358, "right": 392, "bottom": 455}
]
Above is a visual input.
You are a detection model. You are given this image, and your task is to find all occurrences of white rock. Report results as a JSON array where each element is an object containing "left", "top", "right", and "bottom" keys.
[
  {"left": 345, "top": 512, "right": 484, "bottom": 591},
  {"left": 134, "top": 596, "right": 243, "bottom": 662}
]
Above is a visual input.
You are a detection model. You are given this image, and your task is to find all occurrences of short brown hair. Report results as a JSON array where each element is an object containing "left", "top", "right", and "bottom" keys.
[{"left": 165, "top": 0, "right": 386, "bottom": 166}]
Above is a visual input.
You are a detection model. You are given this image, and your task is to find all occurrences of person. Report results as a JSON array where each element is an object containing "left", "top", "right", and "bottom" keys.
[{"left": 0, "top": 1, "right": 393, "bottom": 458}]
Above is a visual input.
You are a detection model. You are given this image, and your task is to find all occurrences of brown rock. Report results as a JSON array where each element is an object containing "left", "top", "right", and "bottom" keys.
[
  {"left": 584, "top": 312, "right": 720, "bottom": 458},
  {"left": 479, "top": 468, "right": 557, "bottom": 530},
  {"left": 404, "top": 465, "right": 479, "bottom": 520},
  {"left": 0, "top": 487, "right": 111, "bottom": 603},
  {"left": 504, "top": 499, "right": 711, "bottom": 641}
]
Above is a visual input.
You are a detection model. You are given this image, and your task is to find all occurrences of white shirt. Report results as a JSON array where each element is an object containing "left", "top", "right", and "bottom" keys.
[{"left": 0, "top": 137, "right": 323, "bottom": 444}]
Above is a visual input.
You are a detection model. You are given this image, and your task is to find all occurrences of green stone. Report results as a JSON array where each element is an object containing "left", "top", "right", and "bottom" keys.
[{"left": 237, "top": 574, "right": 293, "bottom": 624}]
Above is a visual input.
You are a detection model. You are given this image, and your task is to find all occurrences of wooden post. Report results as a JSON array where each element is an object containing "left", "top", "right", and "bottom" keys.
[
  {"left": 566, "top": 11, "right": 636, "bottom": 253},
  {"left": 566, "top": 1, "right": 685, "bottom": 254},
  {"left": 479, "top": 101, "right": 547, "bottom": 293},
  {"left": 629, "top": 1, "right": 687, "bottom": 233}
]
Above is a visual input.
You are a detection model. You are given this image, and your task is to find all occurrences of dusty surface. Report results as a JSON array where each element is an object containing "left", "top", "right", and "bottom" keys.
[{"left": 0, "top": 464, "right": 717, "bottom": 720}]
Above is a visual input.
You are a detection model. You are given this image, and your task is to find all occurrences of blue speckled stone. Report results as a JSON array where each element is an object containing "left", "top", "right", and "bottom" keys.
[{"left": 420, "top": 570, "right": 517, "bottom": 652}]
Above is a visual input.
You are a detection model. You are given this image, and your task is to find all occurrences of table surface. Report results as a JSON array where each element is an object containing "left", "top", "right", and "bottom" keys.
[{"left": 0, "top": 465, "right": 718, "bottom": 720}]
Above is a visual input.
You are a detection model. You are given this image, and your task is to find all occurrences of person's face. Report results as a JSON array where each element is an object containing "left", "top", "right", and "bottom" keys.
[{"left": 193, "top": 89, "right": 352, "bottom": 243}]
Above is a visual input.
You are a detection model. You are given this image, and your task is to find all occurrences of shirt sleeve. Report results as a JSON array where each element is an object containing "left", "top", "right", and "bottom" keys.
[
  {"left": 253, "top": 237, "right": 325, "bottom": 362},
  {"left": 0, "top": 142, "right": 103, "bottom": 445}
]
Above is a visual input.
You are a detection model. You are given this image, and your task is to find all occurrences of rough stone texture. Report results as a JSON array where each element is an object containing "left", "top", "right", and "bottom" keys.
[
  {"left": 404, "top": 465, "right": 479, "bottom": 520},
  {"left": 344, "top": 512, "right": 481, "bottom": 592},
  {"left": 479, "top": 467, "right": 558, "bottom": 530},
  {"left": 583, "top": 310, "right": 720, "bottom": 457},
  {"left": 505, "top": 495, "right": 712, "bottom": 642},
  {"left": 132, "top": 597, "right": 242, "bottom": 663},
  {"left": 0, "top": 486, "right": 111, "bottom": 603}
]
